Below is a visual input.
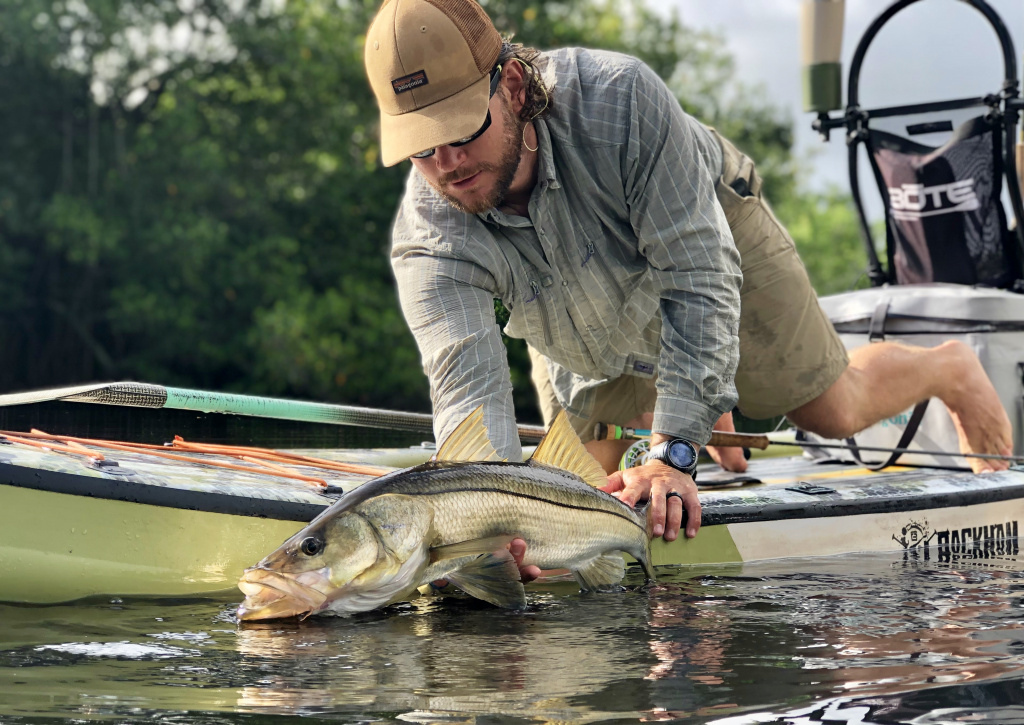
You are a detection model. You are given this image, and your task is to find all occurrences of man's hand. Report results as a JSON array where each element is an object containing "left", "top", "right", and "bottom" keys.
[
  {"left": 507, "top": 456, "right": 701, "bottom": 583},
  {"left": 508, "top": 538, "right": 542, "bottom": 583},
  {"left": 601, "top": 459, "right": 700, "bottom": 541},
  {"left": 431, "top": 538, "right": 541, "bottom": 592}
]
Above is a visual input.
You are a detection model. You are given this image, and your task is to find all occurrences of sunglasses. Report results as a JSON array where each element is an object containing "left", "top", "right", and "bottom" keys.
[{"left": 410, "top": 65, "right": 503, "bottom": 160}]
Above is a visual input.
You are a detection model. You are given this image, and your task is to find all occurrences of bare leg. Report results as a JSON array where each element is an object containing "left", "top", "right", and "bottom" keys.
[
  {"left": 585, "top": 412, "right": 654, "bottom": 475},
  {"left": 706, "top": 412, "right": 748, "bottom": 473},
  {"left": 585, "top": 438, "right": 631, "bottom": 475},
  {"left": 786, "top": 340, "right": 1012, "bottom": 473}
]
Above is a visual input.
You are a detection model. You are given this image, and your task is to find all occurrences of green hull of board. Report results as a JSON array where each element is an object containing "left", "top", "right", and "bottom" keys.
[
  {"left": 0, "top": 485, "right": 304, "bottom": 603},
  {"left": 0, "top": 482, "right": 745, "bottom": 604},
  {"left": 4, "top": 453, "right": 1024, "bottom": 604}
]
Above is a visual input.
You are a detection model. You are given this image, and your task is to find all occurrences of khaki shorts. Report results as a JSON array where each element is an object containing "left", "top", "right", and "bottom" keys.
[
  {"left": 529, "top": 346, "right": 658, "bottom": 442},
  {"left": 531, "top": 132, "right": 848, "bottom": 437}
]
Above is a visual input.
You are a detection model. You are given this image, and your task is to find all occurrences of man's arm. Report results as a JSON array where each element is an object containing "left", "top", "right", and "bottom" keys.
[
  {"left": 392, "top": 248, "right": 521, "bottom": 461},
  {"left": 623, "top": 62, "right": 743, "bottom": 450},
  {"left": 600, "top": 63, "right": 742, "bottom": 541}
]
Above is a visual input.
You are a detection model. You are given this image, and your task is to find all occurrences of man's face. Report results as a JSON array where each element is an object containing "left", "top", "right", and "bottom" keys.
[{"left": 410, "top": 89, "right": 524, "bottom": 215}]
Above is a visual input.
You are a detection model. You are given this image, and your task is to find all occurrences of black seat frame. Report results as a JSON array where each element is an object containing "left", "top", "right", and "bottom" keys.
[{"left": 813, "top": 0, "right": 1024, "bottom": 287}]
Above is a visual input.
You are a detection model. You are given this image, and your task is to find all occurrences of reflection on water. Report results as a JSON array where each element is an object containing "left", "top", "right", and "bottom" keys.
[{"left": 4, "top": 552, "right": 1024, "bottom": 723}]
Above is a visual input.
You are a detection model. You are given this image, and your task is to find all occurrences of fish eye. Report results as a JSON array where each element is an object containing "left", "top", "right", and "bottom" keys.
[{"left": 300, "top": 536, "right": 324, "bottom": 556}]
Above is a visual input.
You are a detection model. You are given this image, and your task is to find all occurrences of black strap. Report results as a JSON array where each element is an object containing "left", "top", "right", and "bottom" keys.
[
  {"left": 867, "top": 299, "right": 890, "bottom": 342},
  {"left": 851, "top": 298, "right": 930, "bottom": 469},
  {"left": 844, "top": 399, "right": 930, "bottom": 471}
]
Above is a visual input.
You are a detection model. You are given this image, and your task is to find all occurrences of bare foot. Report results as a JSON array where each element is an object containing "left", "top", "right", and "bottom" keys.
[{"left": 938, "top": 341, "right": 1013, "bottom": 473}]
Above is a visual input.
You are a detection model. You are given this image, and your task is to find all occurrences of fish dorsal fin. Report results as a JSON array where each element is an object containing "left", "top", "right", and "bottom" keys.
[
  {"left": 435, "top": 405, "right": 503, "bottom": 463},
  {"left": 528, "top": 411, "right": 608, "bottom": 488}
]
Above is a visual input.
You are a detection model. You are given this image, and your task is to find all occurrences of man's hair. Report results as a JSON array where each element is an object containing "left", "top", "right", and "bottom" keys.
[{"left": 498, "top": 40, "right": 553, "bottom": 122}]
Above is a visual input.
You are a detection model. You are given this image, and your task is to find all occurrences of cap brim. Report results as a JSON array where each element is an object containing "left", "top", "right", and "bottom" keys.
[{"left": 379, "top": 73, "right": 492, "bottom": 167}]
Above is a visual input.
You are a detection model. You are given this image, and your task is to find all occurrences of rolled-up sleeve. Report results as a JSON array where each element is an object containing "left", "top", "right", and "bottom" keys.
[
  {"left": 392, "top": 201, "right": 521, "bottom": 461},
  {"left": 623, "top": 63, "right": 742, "bottom": 445}
]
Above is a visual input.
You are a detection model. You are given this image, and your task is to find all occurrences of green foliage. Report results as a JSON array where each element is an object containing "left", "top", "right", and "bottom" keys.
[
  {"left": 775, "top": 187, "right": 871, "bottom": 296},
  {"left": 0, "top": 0, "right": 420, "bottom": 406},
  {"left": 0, "top": 0, "right": 867, "bottom": 423}
]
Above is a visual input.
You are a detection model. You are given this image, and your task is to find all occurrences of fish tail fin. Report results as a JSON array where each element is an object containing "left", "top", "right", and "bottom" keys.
[
  {"left": 642, "top": 501, "right": 654, "bottom": 539},
  {"left": 637, "top": 540, "right": 655, "bottom": 584},
  {"left": 638, "top": 504, "right": 656, "bottom": 583}
]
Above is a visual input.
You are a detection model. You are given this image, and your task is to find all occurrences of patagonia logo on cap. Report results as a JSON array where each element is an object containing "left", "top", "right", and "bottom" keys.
[{"left": 392, "top": 70, "right": 429, "bottom": 94}]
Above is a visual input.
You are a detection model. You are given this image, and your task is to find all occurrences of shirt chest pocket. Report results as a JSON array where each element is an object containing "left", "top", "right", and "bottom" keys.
[
  {"left": 575, "top": 224, "right": 627, "bottom": 307},
  {"left": 503, "top": 265, "right": 555, "bottom": 347}
]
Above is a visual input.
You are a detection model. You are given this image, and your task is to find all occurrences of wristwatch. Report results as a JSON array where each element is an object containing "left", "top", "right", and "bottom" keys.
[{"left": 645, "top": 439, "right": 699, "bottom": 478}]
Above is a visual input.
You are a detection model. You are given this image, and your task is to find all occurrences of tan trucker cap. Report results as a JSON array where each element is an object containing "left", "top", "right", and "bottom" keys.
[{"left": 364, "top": 0, "right": 502, "bottom": 166}]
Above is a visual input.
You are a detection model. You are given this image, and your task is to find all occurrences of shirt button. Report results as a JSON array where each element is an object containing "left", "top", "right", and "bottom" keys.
[{"left": 562, "top": 281, "right": 569, "bottom": 287}]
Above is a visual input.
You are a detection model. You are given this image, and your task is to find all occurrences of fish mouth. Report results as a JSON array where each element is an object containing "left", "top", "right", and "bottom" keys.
[{"left": 236, "top": 567, "right": 330, "bottom": 622}]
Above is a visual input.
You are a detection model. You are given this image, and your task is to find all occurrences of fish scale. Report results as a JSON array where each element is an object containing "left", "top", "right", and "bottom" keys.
[
  {"left": 424, "top": 478, "right": 647, "bottom": 570},
  {"left": 351, "top": 461, "right": 639, "bottom": 518}
]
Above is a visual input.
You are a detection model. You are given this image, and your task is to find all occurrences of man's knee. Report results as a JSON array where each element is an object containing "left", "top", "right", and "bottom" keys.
[{"left": 785, "top": 373, "right": 863, "bottom": 440}]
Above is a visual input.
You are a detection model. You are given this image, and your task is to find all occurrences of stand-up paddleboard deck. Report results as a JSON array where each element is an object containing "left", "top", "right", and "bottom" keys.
[{"left": 1, "top": 432, "right": 1020, "bottom": 603}]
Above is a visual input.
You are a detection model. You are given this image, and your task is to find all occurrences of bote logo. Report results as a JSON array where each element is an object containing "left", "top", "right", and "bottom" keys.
[
  {"left": 888, "top": 179, "right": 979, "bottom": 220},
  {"left": 893, "top": 519, "right": 933, "bottom": 550}
]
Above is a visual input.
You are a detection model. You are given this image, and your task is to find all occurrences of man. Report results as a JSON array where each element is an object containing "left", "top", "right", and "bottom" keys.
[{"left": 363, "top": 0, "right": 1013, "bottom": 544}]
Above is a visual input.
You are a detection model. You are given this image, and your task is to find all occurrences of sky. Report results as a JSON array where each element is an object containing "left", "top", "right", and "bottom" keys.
[{"left": 667, "top": 0, "right": 1024, "bottom": 207}]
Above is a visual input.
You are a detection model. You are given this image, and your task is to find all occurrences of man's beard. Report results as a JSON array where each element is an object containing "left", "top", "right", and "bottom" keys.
[{"left": 433, "top": 102, "right": 524, "bottom": 215}]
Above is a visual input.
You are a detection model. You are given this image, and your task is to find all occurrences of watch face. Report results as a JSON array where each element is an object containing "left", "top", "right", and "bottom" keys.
[{"left": 667, "top": 440, "right": 697, "bottom": 469}]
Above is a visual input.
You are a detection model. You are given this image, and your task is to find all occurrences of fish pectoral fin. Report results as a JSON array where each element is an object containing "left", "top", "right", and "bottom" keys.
[
  {"left": 429, "top": 535, "right": 516, "bottom": 563},
  {"left": 528, "top": 411, "right": 608, "bottom": 488},
  {"left": 446, "top": 550, "right": 527, "bottom": 610},
  {"left": 572, "top": 553, "right": 626, "bottom": 592}
]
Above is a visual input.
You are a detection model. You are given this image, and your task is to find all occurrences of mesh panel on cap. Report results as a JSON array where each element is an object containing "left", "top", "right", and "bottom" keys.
[{"left": 422, "top": 0, "right": 501, "bottom": 74}]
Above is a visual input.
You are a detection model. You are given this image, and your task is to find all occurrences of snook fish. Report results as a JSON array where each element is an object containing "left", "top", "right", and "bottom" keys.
[{"left": 236, "top": 408, "right": 654, "bottom": 620}]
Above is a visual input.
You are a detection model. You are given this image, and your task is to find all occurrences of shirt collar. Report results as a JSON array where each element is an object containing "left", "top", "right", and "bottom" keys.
[
  {"left": 533, "top": 119, "right": 559, "bottom": 191},
  {"left": 479, "top": 118, "right": 560, "bottom": 227}
]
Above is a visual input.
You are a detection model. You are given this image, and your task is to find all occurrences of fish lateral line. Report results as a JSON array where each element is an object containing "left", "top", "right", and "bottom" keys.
[{"left": 393, "top": 486, "right": 646, "bottom": 528}]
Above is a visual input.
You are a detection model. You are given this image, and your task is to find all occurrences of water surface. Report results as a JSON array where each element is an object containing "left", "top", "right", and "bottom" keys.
[{"left": 4, "top": 550, "right": 1024, "bottom": 723}]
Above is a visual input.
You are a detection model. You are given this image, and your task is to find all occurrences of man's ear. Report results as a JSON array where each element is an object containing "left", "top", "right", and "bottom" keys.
[{"left": 502, "top": 58, "right": 527, "bottom": 115}]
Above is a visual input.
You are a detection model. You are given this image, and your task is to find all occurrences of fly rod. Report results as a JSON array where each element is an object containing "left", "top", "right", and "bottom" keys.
[
  {"left": 594, "top": 422, "right": 1024, "bottom": 464},
  {"left": 0, "top": 381, "right": 550, "bottom": 443}
]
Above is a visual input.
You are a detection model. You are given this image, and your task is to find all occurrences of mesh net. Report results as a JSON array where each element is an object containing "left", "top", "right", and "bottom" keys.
[
  {"left": 869, "top": 115, "right": 1015, "bottom": 287},
  {"left": 422, "top": 0, "right": 501, "bottom": 74}
]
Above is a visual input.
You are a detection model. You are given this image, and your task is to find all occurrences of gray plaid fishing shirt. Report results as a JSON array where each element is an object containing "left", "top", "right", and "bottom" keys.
[{"left": 391, "top": 48, "right": 742, "bottom": 461}]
